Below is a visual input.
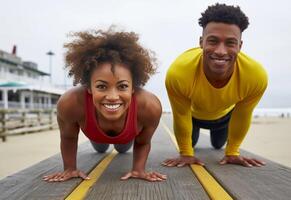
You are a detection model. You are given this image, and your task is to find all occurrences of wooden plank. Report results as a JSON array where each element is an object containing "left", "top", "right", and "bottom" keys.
[
  {"left": 85, "top": 125, "right": 209, "bottom": 200},
  {"left": 162, "top": 113, "right": 291, "bottom": 199},
  {"left": 161, "top": 117, "right": 233, "bottom": 200},
  {"left": 66, "top": 150, "right": 118, "bottom": 200},
  {"left": 197, "top": 148, "right": 291, "bottom": 200},
  {"left": 0, "top": 142, "right": 110, "bottom": 200}
]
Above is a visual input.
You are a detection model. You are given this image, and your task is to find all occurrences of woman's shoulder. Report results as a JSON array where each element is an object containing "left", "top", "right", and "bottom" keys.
[
  {"left": 57, "top": 86, "right": 86, "bottom": 122},
  {"left": 135, "top": 89, "right": 162, "bottom": 125}
]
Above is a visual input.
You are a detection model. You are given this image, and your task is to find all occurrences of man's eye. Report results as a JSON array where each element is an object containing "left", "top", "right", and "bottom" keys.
[
  {"left": 226, "top": 41, "right": 237, "bottom": 46},
  {"left": 207, "top": 39, "right": 217, "bottom": 44}
]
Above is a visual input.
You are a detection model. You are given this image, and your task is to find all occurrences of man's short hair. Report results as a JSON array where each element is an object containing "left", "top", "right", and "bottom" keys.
[{"left": 198, "top": 3, "right": 249, "bottom": 32}]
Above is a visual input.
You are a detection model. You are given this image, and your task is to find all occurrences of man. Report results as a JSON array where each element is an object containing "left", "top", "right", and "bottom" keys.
[{"left": 163, "top": 3, "right": 268, "bottom": 168}]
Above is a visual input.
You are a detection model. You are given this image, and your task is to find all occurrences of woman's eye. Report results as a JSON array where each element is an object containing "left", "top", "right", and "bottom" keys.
[
  {"left": 96, "top": 85, "right": 106, "bottom": 90},
  {"left": 119, "top": 84, "right": 129, "bottom": 90}
]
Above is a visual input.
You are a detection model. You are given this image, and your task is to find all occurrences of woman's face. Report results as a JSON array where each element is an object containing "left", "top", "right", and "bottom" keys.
[{"left": 89, "top": 63, "right": 134, "bottom": 122}]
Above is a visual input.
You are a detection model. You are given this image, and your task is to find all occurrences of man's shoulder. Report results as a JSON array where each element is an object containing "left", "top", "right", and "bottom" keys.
[
  {"left": 171, "top": 47, "right": 202, "bottom": 66},
  {"left": 237, "top": 51, "right": 268, "bottom": 80},
  {"left": 238, "top": 52, "right": 265, "bottom": 71},
  {"left": 237, "top": 52, "right": 268, "bottom": 93},
  {"left": 167, "top": 47, "right": 202, "bottom": 77}
]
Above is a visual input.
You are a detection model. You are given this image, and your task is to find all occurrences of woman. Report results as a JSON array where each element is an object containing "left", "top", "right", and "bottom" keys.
[{"left": 43, "top": 28, "right": 167, "bottom": 182}]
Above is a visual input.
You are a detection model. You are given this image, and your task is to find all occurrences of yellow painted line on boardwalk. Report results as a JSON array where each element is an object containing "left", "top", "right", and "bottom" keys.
[
  {"left": 161, "top": 120, "right": 233, "bottom": 200},
  {"left": 65, "top": 150, "right": 118, "bottom": 200}
]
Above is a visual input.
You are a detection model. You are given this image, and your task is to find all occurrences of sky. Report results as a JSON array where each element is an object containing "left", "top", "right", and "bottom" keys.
[{"left": 1, "top": 0, "right": 291, "bottom": 110}]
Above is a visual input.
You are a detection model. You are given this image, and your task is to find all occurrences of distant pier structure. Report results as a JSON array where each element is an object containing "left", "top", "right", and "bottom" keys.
[{"left": 0, "top": 47, "right": 64, "bottom": 109}]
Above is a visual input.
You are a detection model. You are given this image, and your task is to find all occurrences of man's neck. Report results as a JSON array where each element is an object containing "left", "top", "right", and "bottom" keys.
[
  {"left": 203, "top": 67, "right": 234, "bottom": 88},
  {"left": 207, "top": 75, "right": 232, "bottom": 88}
]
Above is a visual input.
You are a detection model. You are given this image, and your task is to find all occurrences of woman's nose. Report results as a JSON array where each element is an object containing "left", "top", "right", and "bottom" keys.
[{"left": 105, "top": 89, "right": 119, "bottom": 100}]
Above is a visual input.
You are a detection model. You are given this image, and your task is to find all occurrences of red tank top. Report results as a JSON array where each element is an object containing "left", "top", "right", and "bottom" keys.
[{"left": 81, "top": 91, "right": 138, "bottom": 144}]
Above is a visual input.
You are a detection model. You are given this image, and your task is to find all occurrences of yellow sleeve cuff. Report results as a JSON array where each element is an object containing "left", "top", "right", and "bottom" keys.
[{"left": 225, "top": 144, "right": 240, "bottom": 156}]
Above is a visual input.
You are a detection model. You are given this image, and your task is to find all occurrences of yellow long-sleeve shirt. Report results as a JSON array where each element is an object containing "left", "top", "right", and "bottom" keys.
[{"left": 165, "top": 48, "right": 268, "bottom": 156}]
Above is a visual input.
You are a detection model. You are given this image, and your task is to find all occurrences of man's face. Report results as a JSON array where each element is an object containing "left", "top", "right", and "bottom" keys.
[{"left": 200, "top": 22, "right": 242, "bottom": 80}]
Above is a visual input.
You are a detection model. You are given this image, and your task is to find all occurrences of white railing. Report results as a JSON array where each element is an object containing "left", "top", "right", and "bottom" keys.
[
  {"left": 0, "top": 108, "right": 57, "bottom": 142},
  {"left": 0, "top": 101, "right": 56, "bottom": 109}
]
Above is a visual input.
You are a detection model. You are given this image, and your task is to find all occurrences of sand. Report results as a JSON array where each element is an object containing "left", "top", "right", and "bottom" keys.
[
  {"left": 0, "top": 129, "right": 88, "bottom": 179},
  {"left": 0, "top": 116, "right": 290, "bottom": 180},
  {"left": 241, "top": 117, "right": 291, "bottom": 166}
]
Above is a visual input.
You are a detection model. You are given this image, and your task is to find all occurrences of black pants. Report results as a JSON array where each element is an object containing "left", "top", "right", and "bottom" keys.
[
  {"left": 90, "top": 140, "right": 133, "bottom": 153},
  {"left": 192, "top": 110, "right": 232, "bottom": 149}
]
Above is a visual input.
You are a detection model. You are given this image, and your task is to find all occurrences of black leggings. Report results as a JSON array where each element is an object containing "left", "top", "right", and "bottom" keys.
[
  {"left": 192, "top": 110, "right": 232, "bottom": 149},
  {"left": 90, "top": 140, "right": 133, "bottom": 153}
]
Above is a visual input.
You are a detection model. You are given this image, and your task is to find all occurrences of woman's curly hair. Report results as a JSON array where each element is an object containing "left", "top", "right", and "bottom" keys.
[
  {"left": 64, "top": 27, "right": 157, "bottom": 88},
  {"left": 198, "top": 3, "right": 249, "bottom": 32}
]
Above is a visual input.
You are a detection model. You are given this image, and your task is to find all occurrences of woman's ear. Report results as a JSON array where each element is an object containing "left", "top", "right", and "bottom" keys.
[{"left": 87, "top": 88, "right": 92, "bottom": 94}]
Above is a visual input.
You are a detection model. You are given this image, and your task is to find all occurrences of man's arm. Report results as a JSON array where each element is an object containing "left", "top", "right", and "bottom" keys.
[
  {"left": 226, "top": 84, "right": 268, "bottom": 156},
  {"left": 222, "top": 76, "right": 268, "bottom": 167},
  {"left": 165, "top": 70, "right": 193, "bottom": 156},
  {"left": 162, "top": 69, "right": 205, "bottom": 167}
]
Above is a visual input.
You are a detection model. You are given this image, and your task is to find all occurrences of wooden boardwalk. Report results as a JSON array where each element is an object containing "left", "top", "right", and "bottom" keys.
[{"left": 1, "top": 114, "right": 291, "bottom": 200}]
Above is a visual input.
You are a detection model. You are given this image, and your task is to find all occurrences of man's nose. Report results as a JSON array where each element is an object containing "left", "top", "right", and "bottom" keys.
[{"left": 214, "top": 43, "right": 227, "bottom": 55}]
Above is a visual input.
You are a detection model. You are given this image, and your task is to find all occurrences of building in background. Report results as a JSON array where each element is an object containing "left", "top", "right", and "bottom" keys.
[{"left": 0, "top": 47, "right": 64, "bottom": 109}]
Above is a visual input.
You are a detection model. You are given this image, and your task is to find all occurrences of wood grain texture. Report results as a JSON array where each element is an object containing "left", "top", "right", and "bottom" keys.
[
  {"left": 85, "top": 125, "right": 209, "bottom": 200},
  {"left": 0, "top": 142, "right": 109, "bottom": 200},
  {"left": 197, "top": 148, "right": 291, "bottom": 200},
  {"left": 163, "top": 113, "right": 291, "bottom": 200},
  {"left": 4, "top": 113, "right": 289, "bottom": 200}
]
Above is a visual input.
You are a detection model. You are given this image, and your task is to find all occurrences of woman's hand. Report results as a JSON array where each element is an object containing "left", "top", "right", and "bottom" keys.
[
  {"left": 42, "top": 169, "right": 90, "bottom": 182},
  {"left": 121, "top": 170, "right": 167, "bottom": 182},
  {"left": 220, "top": 155, "right": 266, "bottom": 167}
]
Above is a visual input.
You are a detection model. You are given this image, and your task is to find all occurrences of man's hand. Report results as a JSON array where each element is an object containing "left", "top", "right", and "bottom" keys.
[
  {"left": 121, "top": 170, "right": 167, "bottom": 182},
  {"left": 162, "top": 155, "right": 205, "bottom": 167},
  {"left": 43, "top": 169, "right": 90, "bottom": 182},
  {"left": 219, "top": 155, "right": 266, "bottom": 167}
]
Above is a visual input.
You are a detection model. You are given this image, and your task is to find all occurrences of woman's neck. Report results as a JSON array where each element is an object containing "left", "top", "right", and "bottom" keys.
[{"left": 96, "top": 111, "right": 128, "bottom": 135}]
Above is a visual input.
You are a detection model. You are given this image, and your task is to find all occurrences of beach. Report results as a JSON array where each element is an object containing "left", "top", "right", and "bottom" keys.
[
  {"left": 0, "top": 116, "right": 290, "bottom": 180},
  {"left": 0, "top": 130, "right": 88, "bottom": 179},
  {"left": 241, "top": 116, "right": 291, "bottom": 166}
]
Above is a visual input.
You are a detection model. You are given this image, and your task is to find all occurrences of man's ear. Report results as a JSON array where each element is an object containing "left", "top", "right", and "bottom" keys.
[
  {"left": 239, "top": 40, "right": 243, "bottom": 50},
  {"left": 199, "top": 36, "right": 203, "bottom": 48}
]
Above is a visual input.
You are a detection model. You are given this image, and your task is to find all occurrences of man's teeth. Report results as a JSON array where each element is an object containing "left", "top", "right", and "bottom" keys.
[
  {"left": 104, "top": 104, "right": 121, "bottom": 109},
  {"left": 214, "top": 59, "right": 227, "bottom": 63},
  {"left": 211, "top": 57, "right": 229, "bottom": 61}
]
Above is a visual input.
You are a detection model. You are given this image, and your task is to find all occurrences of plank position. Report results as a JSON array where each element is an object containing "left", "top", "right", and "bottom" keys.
[
  {"left": 163, "top": 3, "right": 268, "bottom": 168},
  {"left": 43, "top": 28, "right": 167, "bottom": 182}
]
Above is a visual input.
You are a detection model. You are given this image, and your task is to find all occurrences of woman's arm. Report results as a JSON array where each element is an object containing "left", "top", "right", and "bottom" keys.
[
  {"left": 43, "top": 88, "right": 89, "bottom": 182},
  {"left": 121, "top": 90, "right": 167, "bottom": 182},
  {"left": 59, "top": 115, "right": 79, "bottom": 171}
]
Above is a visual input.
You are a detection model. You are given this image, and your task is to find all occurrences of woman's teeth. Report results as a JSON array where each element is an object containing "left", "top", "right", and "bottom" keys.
[{"left": 104, "top": 104, "right": 121, "bottom": 109}]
